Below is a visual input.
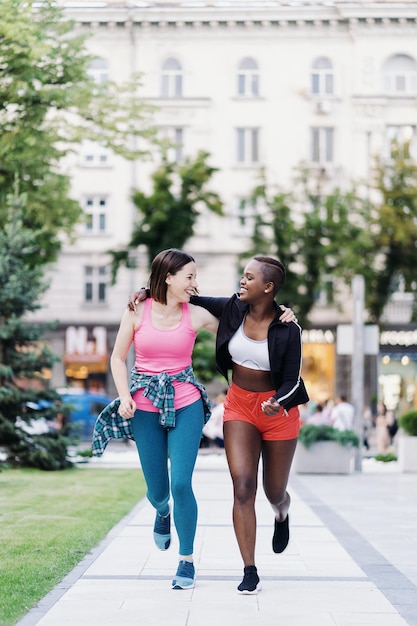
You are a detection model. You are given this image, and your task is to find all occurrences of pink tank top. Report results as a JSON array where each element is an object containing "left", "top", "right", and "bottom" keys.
[{"left": 132, "top": 299, "right": 200, "bottom": 412}]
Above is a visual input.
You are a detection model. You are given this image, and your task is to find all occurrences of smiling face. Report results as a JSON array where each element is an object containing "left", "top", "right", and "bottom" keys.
[
  {"left": 166, "top": 261, "right": 198, "bottom": 302},
  {"left": 239, "top": 259, "right": 273, "bottom": 302},
  {"left": 149, "top": 249, "right": 197, "bottom": 304}
]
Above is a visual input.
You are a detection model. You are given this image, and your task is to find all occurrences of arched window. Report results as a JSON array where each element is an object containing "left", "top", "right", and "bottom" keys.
[
  {"left": 311, "top": 57, "right": 334, "bottom": 96},
  {"left": 237, "top": 57, "right": 259, "bottom": 97},
  {"left": 383, "top": 54, "right": 417, "bottom": 94},
  {"left": 161, "top": 58, "right": 183, "bottom": 98}
]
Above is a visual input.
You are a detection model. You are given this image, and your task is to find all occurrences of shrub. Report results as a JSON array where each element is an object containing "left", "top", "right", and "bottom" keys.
[
  {"left": 374, "top": 452, "right": 398, "bottom": 463},
  {"left": 398, "top": 410, "right": 417, "bottom": 436},
  {"left": 298, "top": 424, "right": 360, "bottom": 449}
]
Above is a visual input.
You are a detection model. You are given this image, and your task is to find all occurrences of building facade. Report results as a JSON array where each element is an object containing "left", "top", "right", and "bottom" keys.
[{"left": 29, "top": 0, "right": 417, "bottom": 409}]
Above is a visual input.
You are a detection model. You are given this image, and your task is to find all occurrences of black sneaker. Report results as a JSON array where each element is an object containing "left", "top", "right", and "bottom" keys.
[
  {"left": 153, "top": 512, "right": 171, "bottom": 550},
  {"left": 272, "top": 515, "right": 289, "bottom": 553},
  {"left": 237, "top": 565, "right": 262, "bottom": 595}
]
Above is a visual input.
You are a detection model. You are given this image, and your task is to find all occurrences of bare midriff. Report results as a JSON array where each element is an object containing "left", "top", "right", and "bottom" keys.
[{"left": 232, "top": 363, "right": 275, "bottom": 393}]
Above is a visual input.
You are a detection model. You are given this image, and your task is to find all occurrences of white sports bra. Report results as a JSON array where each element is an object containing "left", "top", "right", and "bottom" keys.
[{"left": 228, "top": 320, "right": 270, "bottom": 371}]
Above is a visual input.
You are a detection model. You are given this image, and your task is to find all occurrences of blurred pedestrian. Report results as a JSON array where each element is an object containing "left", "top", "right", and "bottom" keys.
[
  {"left": 306, "top": 403, "right": 331, "bottom": 426},
  {"left": 331, "top": 395, "right": 354, "bottom": 431},
  {"left": 375, "top": 402, "right": 391, "bottom": 454},
  {"left": 202, "top": 390, "right": 227, "bottom": 448}
]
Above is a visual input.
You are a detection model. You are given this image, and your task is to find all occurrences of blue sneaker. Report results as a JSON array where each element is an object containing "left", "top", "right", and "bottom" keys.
[
  {"left": 153, "top": 512, "right": 171, "bottom": 550},
  {"left": 172, "top": 560, "right": 195, "bottom": 589}
]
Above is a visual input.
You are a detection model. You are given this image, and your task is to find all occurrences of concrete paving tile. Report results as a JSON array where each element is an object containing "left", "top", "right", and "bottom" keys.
[{"left": 17, "top": 452, "right": 417, "bottom": 626}]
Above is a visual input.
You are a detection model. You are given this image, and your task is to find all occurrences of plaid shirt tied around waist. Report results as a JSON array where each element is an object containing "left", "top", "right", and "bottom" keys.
[{"left": 91, "top": 365, "right": 211, "bottom": 457}]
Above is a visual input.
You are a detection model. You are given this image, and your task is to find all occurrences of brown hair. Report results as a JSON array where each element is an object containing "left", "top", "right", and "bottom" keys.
[
  {"left": 148, "top": 249, "right": 196, "bottom": 304},
  {"left": 253, "top": 256, "right": 286, "bottom": 297}
]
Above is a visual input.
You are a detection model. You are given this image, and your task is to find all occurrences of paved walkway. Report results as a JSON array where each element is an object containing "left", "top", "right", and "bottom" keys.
[{"left": 16, "top": 445, "right": 417, "bottom": 626}]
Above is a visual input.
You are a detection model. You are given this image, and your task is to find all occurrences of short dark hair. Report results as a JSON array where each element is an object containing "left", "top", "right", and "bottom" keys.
[
  {"left": 148, "top": 249, "right": 195, "bottom": 304},
  {"left": 253, "top": 256, "right": 286, "bottom": 296}
]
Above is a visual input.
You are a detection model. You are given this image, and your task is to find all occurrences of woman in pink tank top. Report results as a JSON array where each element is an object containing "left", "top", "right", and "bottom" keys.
[{"left": 109, "top": 249, "right": 219, "bottom": 591}]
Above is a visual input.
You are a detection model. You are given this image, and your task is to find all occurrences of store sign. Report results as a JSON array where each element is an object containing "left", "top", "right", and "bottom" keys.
[
  {"left": 64, "top": 326, "right": 107, "bottom": 363},
  {"left": 302, "top": 329, "right": 335, "bottom": 344},
  {"left": 380, "top": 330, "right": 417, "bottom": 347}
]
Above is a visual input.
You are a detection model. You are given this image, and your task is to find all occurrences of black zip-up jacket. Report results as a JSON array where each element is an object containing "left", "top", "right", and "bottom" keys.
[{"left": 191, "top": 294, "right": 309, "bottom": 410}]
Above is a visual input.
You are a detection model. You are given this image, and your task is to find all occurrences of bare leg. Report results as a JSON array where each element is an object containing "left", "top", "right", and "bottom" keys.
[
  {"left": 224, "top": 420, "right": 262, "bottom": 567},
  {"left": 262, "top": 438, "right": 297, "bottom": 552}
]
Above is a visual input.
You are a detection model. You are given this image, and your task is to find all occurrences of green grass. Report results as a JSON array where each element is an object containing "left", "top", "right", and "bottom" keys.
[{"left": 0, "top": 466, "right": 146, "bottom": 626}]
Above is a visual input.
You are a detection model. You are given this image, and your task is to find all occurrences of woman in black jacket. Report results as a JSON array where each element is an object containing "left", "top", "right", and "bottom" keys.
[
  {"left": 130, "top": 254, "right": 308, "bottom": 595},
  {"left": 190, "top": 256, "right": 308, "bottom": 594}
]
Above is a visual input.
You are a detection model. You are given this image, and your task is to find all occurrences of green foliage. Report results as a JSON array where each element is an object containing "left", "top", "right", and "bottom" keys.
[
  {"left": 398, "top": 410, "right": 417, "bottom": 436},
  {"left": 0, "top": 188, "right": 72, "bottom": 470},
  {"left": 367, "top": 140, "right": 417, "bottom": 321},
  {"left": 298, "top": 424, "right": 360, "bottom": 448},
  {"left": 374, "top": 452, "right": 398, "bottom": 462},
  {"left": 111, "top": 151, "right": 223, "bottom": 276},
  {"left": 243, "top": 144, "right": 417, "bottom": 324},
  {"left": 240, "top": 167, "right": 373, "bottom": 325},
  {"left": 239, "top": 172, "right": 301, "bottom": 307},
  {"left": 191, "top": 329, "right": 218, "bottom": 383},
  {"left": 0, "top": 0, "right": 156, "bottom": 267}
]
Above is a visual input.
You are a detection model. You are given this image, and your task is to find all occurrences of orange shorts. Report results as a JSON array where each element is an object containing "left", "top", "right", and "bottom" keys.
[{"left": 223, "top": 382, "right": 300, "bottom": 441}]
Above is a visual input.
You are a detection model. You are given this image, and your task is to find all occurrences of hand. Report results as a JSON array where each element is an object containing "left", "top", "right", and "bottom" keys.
[
  {"left": 127, "top": 288, "right": 148, "bottom": 312},
  {"left": 279, "top": 306, "right": 298, "bottom": 324},
  {"left": 261, "top": 397, "right": 285, "bottom": 416},
  {"left": 118, "top": 397, "right": 136, "bottom": 419}
]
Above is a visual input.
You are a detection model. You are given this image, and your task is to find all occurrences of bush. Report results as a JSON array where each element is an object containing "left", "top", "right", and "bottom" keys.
[
  {"left": 298, "top": 424, "right": 360, "bottom": 449},
  {"left": 374, "top": 452, "right": 398, "bottom": 463},
  {"left": 398, "top": 410, "right": 417, "bottom": 436}
]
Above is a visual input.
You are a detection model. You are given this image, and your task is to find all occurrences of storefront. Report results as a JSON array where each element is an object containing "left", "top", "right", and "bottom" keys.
[
  {"left": 63, "top": 325, "right": 110, "bottom": 393},
  {"left": 302, "top": 328, "right": 336, "bottom": 405},
  {"left": 379, "top": 326, "right": 417, "bottom": 414}
]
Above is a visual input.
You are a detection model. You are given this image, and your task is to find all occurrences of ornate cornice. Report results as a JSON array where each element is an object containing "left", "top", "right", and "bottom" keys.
[{"left": 62, "top": 1, "right": 417, "bottom": 30}]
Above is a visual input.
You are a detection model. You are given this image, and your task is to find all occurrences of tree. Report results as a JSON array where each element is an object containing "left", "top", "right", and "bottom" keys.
[
  {"left": 366, "top": 140, "right": 417, "bottom": 322},
  {"left": 110, "top": 151, "right": 223, "bottom": 277},
  {"left": 243, "top": 148, "right": 417, "bottom": 325},
  {"left": 238, "top": 171, "right": 302, "bottom": 304},
  {"left": 191, "top": 330, "right": 218, "bottom": 383},
  {"left": 0, "top": 185, "right": 72, "bottom": 470},
  {"left": 241, "top": 168, "right": 374, "bottom": 326},
  {"left": 0, "top": 0, "right": 156, "bottom": 267}
]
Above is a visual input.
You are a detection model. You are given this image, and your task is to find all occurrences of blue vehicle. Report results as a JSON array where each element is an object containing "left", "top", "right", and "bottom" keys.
[{"left": 60, "top": 391, "right": 111, "bottom": 440}]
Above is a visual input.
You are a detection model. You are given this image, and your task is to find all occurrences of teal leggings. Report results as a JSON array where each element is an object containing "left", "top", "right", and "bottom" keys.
[{"left": 131, "top": 399, "right": 205, "bottom": 556}]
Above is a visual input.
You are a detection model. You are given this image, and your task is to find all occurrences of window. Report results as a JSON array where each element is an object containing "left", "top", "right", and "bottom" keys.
[
  {"left": 236, "top": 128, "right": 259, "bottom": 164},
  {"left": 79, "top": 140, "right": 111, "bottom": 167},
  {"left": 82, "top": 196, "right": 108, "bottom": 234},
  {"left": 87, "top": 58, "right": 108, "bottom": 85},
  {"left": 161, "top": 127, "right": 184, "bottom": 162},
  {"left": 161, "top": 58, "right": 183, "bottom": 98},
  {"left": 237, "top": 57, "right": 259, "bottom": 97},
  {"left": 310, "top": 127, "right": 334, "bottom": 163},
  {"left": 383, "top": 54, "right": 417, "bottom": 95},
  {"left": 84, "top": 266, "right": 107, "bottom": 304},
  {"left": 231, "top": 197, "right": 256, "bottom": 236},
  {"left": 311, "top": 57, "right": 334, "bottom": 96},
  {"left": 385, "top": 125, "right": 416, "bottom": 158}
]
